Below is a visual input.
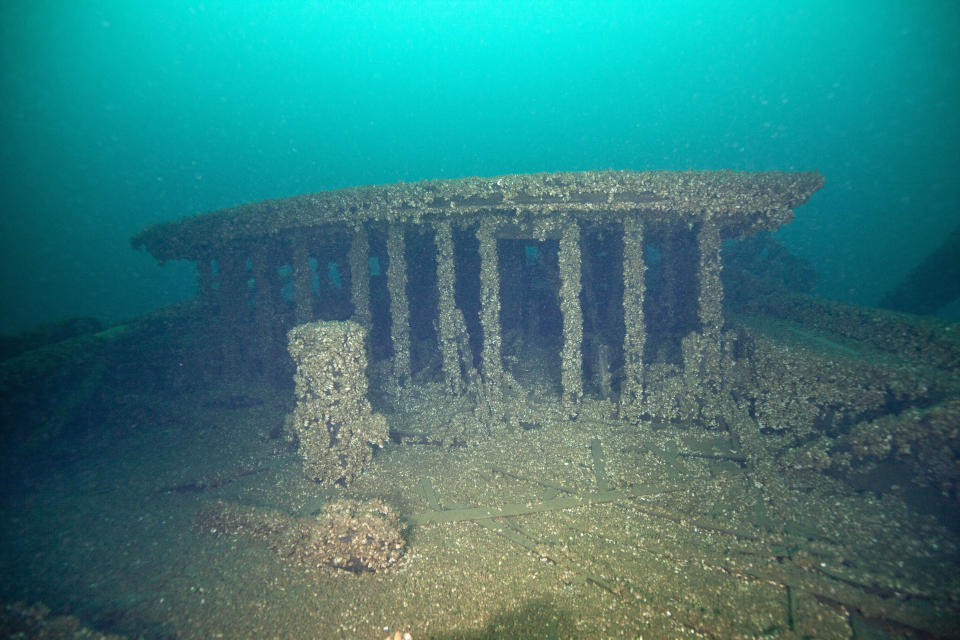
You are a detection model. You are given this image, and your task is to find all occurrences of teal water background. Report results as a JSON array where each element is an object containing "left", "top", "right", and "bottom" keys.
[{"left": 1, "top": 0, "right": 958, "bottom": 333}]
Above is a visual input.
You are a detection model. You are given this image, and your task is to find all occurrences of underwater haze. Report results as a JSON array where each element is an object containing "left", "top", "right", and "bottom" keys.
[{"left": 1, "top": 0, "right": 959, "bottom": 333}]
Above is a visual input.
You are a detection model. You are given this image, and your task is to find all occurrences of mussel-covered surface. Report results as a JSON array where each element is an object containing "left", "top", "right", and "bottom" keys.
[{"left": 1, "top": 298, "right": 958, "bottom": 639}]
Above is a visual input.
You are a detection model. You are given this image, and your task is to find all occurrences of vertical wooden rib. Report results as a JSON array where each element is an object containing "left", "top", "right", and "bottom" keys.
[
  {"left": 559, "top": 220, "right": 584, "bottom": 407},
  {"left": 435, "top": 221, "right": 461, "bottom": 393},
  {"left": 387, "top": 224, "right": 411, "bottom": 384},
  {"left": 622, "top": 217, "right": 647, "bottom": 409},
  {"left": 477, "top": 217, "right": 503, "bottom": 392}
]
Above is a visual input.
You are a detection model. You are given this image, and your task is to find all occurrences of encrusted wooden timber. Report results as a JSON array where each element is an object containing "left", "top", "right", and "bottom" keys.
[
  {"left": 132, "top": 170, "right": 823, "bottom": 261},
  {"left": 621, "top": 217, "right": 647, "bottom": 409},
  {"left": 559, "top": 221, "right": 584, "bottom": 408},
  {"left": 291, "top": 235, "right": 313, "bottom": 325},
  {"left": 386, "top": 223, "right": 411, "bottom": 383},
  {"left": 347, "top": 226, "right": 371, "bottom": 331},
  {"left": 405, "top": 486, "right": 670, "bottom": 525},
  {"left": 434, "top": 221, "right": 462, "bottom": 393},
  {"left": 477, "top": 216, "right": 504, "bottom": 392}
]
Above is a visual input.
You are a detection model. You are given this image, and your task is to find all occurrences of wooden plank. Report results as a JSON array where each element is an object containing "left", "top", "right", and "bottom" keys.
[
  {"left": 474, "top": 519, "right": 545, "bottom": 557},
  {"left": 417, "top": 476, "right": 442, "bottom": 511},
  {"left": 591, "top": 437, "right": 609, "bottom": 492},
  {"left": 405, "top": 487, "right": 665, "bottom": 525},
  {"left": 490, "top": 465, "right": 577, "bottom": 495}
]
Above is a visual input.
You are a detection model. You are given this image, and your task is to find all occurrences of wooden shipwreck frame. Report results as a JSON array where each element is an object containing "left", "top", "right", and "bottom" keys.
[{"left": 132, "top": 170, "right": 825, "bottom": 416}]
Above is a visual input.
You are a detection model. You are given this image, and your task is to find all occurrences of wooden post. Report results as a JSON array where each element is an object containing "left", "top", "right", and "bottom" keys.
[
  {"left": 559, "top": 220, "right": 584, "bottom": 408},
  {"left": 435, "top": 221, "right": 461, "bottom": 393},
  {"left": 622, "top": 217, "right": 647, "bottom": 409},
  {"left": 348, "top": 226, "right": 371, "bottom": 331},
  {"left": 251, "top": 243, "right": 277, "bottom": 374},
  {"left": 197, "top": 256, "right": 214, "bottom": 308},
  {"left": 386, "top": 224, "right": 411, "bottom": 384},
  {"left": 216, "top": 251, "right": 248, "bottom": 373},
  {"left": 697, "top": 222, "right": 723, "bottom": 337},
  {"left": 477, "top": 217, "right": 503, "bottom": 393},
  {"left": 291, "top": 236, "right": 313, "bottom": 325}
]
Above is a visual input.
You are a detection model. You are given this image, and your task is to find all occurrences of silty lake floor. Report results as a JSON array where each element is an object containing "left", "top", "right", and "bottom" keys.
[{"left": 1, "top": 378, "right": 958, "bottom": 639}]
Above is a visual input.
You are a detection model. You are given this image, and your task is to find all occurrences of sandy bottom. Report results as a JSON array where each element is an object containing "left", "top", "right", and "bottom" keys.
[{"left": 1, "top": 378, "right": 958, "bottom": 639}]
